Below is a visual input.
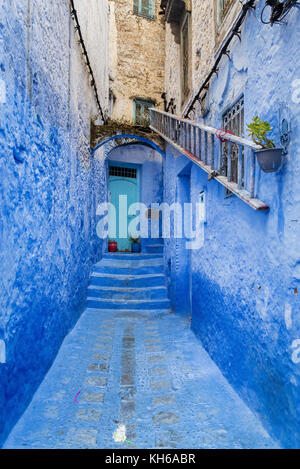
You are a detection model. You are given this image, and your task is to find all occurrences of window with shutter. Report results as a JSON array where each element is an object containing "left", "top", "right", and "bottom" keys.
[
  {"left": 133, "top": 0, "right": 154, "bottom": 19},
  {"left": 219, "top": 0, "right": 234, "bottom": 22},
  {"left": 134, "top": 99, "right": 154, "bottom": 126},
  {"left": 221, "top": 96, "right": 245, "bottom": 193}
]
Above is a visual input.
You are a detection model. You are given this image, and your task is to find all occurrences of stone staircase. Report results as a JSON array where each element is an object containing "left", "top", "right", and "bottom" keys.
[
  {"left": 87, "top": 252, "right": 171, "bottom": 313},
  {"left": 144, "top": 239, "right": 164, "bottom": 254}
]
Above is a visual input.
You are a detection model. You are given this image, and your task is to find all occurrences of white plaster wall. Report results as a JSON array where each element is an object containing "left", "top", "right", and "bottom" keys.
[
  {"left": 109, "top": 1, "right": 118, "bottom": 83},
  {"left": 75, "top": 0, "right": 110, "bottom": 117}
]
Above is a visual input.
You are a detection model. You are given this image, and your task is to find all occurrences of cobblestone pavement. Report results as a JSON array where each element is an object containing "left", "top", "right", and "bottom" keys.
[{"left": 4, "top": 308, "right": 278, "bottom": 449}]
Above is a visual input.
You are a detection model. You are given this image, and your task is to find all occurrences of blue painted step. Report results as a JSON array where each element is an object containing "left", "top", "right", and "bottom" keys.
[
  {"left": 93, "top": 263, "right": 164, "bottom": 276},
  {"left": 87, "top": 297, "right": 171, "bottom": 310},
  {"left": 88, "top": 285, "right": 168, "bottom": 300},
  {"left": 90, "top": 273, "right": 166, "bottom": 288},
  {"left": 103, "top": 253, "right": 163, "bottom": 261},
  {"left": 86, "top": 308, "right": 171, "bottom": 317},
  {"left": 87, "top": 252, "right": 170, "bottom": 312},
  {"left": 144, "top": 244, "right": 164, "bottom": 254},
  {"left": 97, "top": 258, "right": 164, "bottom": 266}
]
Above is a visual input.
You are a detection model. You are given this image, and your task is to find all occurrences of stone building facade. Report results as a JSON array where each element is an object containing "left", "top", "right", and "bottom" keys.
[
  {"left": 109, "top": 0, "right": 165, "bottom": 124},
  {"left": 163, "top": 0, "right": 214, "bottom": 115},
  {"left": 163, "top": 0, "right": 243, "bottom": 115}
]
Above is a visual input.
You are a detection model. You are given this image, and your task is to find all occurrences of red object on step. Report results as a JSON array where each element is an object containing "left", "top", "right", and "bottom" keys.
[{"left": 108, "top": 241, "right": 118, "bottom": 252}]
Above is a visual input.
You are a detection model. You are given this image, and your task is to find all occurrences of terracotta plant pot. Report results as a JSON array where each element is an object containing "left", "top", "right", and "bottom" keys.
[
  {"left": 255, "top": 148, "right": 283, "bottom": 173},
  {"left": 108, "top": 241, "right": 118, "bottom": 252}
]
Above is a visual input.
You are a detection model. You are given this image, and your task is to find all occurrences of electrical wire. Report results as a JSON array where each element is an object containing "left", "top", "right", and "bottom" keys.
[
  {"left": 183, "top": 0, "right": 256, "bottom": 119},
  {"left": 261, "top": 0, "right": 300, "bottom": 25}
]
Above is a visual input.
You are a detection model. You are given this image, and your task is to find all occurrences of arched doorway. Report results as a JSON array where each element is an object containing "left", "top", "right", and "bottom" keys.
[{"left": 93, "top": 134, "right": 165, "bottom": 253}]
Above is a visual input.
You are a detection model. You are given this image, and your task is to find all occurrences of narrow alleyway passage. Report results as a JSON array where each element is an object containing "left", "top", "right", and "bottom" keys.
[{"left": 4, "top": 293, "right": 278, "bottom": 448}]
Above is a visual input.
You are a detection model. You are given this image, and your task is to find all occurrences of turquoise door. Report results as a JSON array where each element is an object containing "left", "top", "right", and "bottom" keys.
[{"left": 108, "top": 164, "right": 139, "bottom": 252}]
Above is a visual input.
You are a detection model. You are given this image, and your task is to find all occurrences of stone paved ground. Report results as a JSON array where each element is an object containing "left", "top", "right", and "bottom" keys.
[{"left": 4, "top": 308, "right": 279, "bottom": 449}]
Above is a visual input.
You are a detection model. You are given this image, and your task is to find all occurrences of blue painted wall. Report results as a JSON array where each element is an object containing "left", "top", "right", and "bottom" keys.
[
  {"left": 164, "top": 3, "right": 300, "bottom": 448},
  {"left": 0, "top": 0, "right": 108, "bottom": 445}
]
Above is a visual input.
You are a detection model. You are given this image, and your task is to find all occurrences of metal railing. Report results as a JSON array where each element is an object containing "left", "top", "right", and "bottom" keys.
[{"left": 150, "top": 108, "right": 269, "bottom": 211}]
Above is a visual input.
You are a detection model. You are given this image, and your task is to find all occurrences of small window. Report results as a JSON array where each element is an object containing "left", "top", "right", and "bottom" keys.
[
  {"left": 134, "top": 99, "right": 154, "bottom": 126},
  {"left": 219, "top": 0, "right": 233, "bottom": 22},
  {"left": 133, "top": 0, "right": 154, "bottom": 19},
  {"left": 199, "top": 191, "right": 207, "bottom": 223},
  {"left": 221, "top": 96, "right": 245, "bottom": 189},
  {"left": 109, "top": 166, "right": 137, "bottom": 179}
]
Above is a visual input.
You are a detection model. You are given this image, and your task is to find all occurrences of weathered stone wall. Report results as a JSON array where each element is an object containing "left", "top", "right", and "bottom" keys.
[
  {"left": 164, "top": 0, "right": 243, "bottom": 115},
  {"left": 0, "top": 0, "right": 109, "bottom": 445},
  {"left": 214, "top": 0, "right": 242, "bottom": 52},
  {"left": 164, "top": 21, "right": 181, "bottom": 113},
  {"left": 109, "top": 0, "right": 165, "bottom": 123},
  {"left": 164, "top": 0, "right": 215, "bottom": 114},
  {"left": 192, "top": 1, "right": 215, "bottom": 102}
]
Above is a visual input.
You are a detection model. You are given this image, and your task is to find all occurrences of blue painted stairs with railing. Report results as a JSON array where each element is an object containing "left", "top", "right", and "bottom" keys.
[{"left": 87, "top": 251, "right": 171, "bottom": 313}]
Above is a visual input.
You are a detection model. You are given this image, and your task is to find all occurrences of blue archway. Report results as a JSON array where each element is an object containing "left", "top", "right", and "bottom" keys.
[{"left": 92, "top": 134, "right": 165, "bottom": 158}]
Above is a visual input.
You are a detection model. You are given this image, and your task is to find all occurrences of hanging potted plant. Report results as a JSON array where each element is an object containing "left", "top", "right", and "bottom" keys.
[
  {"left": 247, "top": 116, "right": 283, "bottom": 173},
  {"left": 129, "top": 234, "right": 141, "bottom": 253}
]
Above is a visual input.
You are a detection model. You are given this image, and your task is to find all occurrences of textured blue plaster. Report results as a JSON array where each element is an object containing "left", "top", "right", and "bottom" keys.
[
  {"left": 3, "top": 294, "right": 278, "bottom": 448},
  {"left": 164, "top": 3, "right": 300, "bottom": 447},
  {"left": 0, "top": 1, "right": 106, "bottom": 445},
  {"left": 1, "top": 0, "right": 299, "bottom": 450}
]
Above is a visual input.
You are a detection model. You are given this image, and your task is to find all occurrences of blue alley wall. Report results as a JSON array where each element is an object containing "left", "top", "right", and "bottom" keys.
[
  {"left": 164, "top": 3, "right": 300, "bottom": 448},
  {"left": 0, "top": 1, "right": 107, "bottom": 445}
]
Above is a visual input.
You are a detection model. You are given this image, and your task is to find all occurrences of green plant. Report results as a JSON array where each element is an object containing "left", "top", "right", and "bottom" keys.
[
  {"left": 129, "top": 234, "right": 140, "bottom": 244},
  {"left": 247, "top": 116, "right": 276, "bottom": 149}
]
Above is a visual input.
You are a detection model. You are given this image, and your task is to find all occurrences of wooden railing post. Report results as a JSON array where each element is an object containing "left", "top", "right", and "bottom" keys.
[
  {"left": 204, "top": 132, "right": 208, "bottom": 165},
  {"left": 186, "top": 122, "right": 191, "bottom": 151},
  {"left": 191, "top": 125, "right": 194, "bottom": 155},
  {"left": 197, "top": 130, "right": 200, "bottom": 160},
  {"left": 238, "top": 144, "right": 243, "bottom": 190},
  {"left": 193, "top": 125, "right": 197, "bottom": 156},
  {"left": 172, "top": 117, "right": 175, "bottom": 141},
  {"left": 187, "top": 123, "right": 190, "bottom": 152},
  {"left": 250, "top": 149, "right": 256, "bottom": 198},
  {"left": 191, "top": 125, "right": 195, "bottom": 157},
  {"left": 218, "top": 140, "right": 222, "bottom": 173},
  {"left": 210, "top": 134, "right": 215, "bottom": 170},
  {"left": 185, "top": 122, "right": 189, "bottom": 150},
  {"left": 227, "top": 141, "right": 232, "bottom": 182}
]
